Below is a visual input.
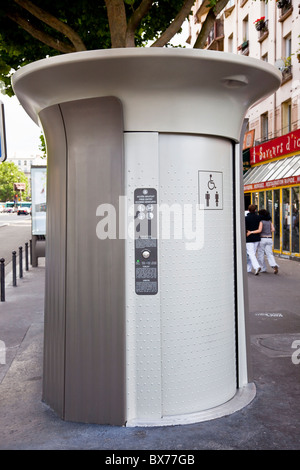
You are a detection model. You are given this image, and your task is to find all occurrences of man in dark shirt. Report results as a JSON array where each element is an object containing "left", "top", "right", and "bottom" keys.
[{"left": 245, "top": 204, "right": 261, "bottom": 275}]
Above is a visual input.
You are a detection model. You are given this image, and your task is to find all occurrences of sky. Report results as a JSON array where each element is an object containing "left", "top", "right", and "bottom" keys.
[
  {"left": 0, "top": 92, "right": 42, "bottom": 160},
  {"left": 0, "top": 21, "right": 191, "bottom": 161}
]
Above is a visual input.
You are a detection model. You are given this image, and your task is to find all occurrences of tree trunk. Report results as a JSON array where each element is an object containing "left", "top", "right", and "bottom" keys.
[
  {"left": 126, "top": 0, "right": 153, "bottom": 47},
  {"left": 12, "top": 0, "right": 86, "bottom": 51},
  {"left": 105, "top": 0, "right": 127, "bottom": 48},
  {"left": 151, "top": 0, "right": 196, "bottom": 47},
  {"left": 193, "top": 0, "right": 230, "bottom": 49}
]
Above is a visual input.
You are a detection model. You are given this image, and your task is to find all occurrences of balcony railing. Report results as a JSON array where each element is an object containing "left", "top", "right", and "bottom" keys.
[
  {"left": 254, "top": 120, "right": 300, "bottom": 145},
  {"left": 277, "top": 0, "right": 293, "bottom": 19},
  {"left": 237, "top": 40, "right": 249, "bottom": 55},
  {"left": 281, "top": 65, "right": 293, "bottom": 83},
  {"left": 257, "top": 19, "right": 269, "bottom": 41}
]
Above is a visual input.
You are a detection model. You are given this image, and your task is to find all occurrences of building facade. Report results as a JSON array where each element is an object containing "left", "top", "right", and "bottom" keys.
[
  {"left": 188, "top": 0, "right": 300, "bottom": 258},
  {"left": 8, "top": 154, "right": 45, "bottom": 178},
  {"left": 244, "top": 129, "right": 300, "bottom": 258},
  {"left": 8, "top": 154, "right": 46, "bottom": 198}
]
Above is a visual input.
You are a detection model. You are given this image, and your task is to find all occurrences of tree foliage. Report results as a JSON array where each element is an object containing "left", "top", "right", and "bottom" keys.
[
  {"left": 0, "top": 161, "right": 29, "bottom": 201},
  {"left": 0, "top": 0, "right": 231, "bottom": 96},
  {"left": 38, "top": 133, "right": 46, "bottom": 159}
]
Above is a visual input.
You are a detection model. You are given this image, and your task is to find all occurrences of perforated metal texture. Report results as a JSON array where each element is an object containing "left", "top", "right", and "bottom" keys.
[
  {"left": 125, "top": 133, "right": 236, "bottom": 422},
  {"left": 159, "top": 135, "right": 236, "bottom": 415},
  {"left": 125, "top": 133, "right": 162, "bottom": 422}
]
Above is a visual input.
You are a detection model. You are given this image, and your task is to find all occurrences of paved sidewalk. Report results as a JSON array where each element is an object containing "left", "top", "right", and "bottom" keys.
[{"left": 0, "top": 257, "right": 300, "bottom": 450}]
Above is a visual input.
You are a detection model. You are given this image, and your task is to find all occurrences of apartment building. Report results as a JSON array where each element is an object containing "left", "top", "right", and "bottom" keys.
[
  {"left": 188, "top": 0, "right": 300, "bottom": 259},
  {"left": 8, "top": 154, "right": 46, "bottom": 197}
]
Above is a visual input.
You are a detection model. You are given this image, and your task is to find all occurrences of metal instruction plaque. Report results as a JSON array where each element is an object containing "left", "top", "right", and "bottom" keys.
[{"left": 134, "top": 188, "right": 158, "bottom": 295}]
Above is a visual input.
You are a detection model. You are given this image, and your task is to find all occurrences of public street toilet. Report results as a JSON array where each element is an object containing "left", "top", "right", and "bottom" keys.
[{"left": 12, "top": 48, "right": 281, "bottom": 426}]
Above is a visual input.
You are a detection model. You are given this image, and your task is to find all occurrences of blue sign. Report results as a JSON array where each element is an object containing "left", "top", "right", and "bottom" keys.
[{"left": 0, "top": 102, "right": 7, "bottom": 162}]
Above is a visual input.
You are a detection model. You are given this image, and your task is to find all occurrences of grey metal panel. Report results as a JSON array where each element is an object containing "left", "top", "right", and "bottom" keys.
[
  {"left": 60, "top": 97, "right": 126, "bottom": 425},
  {"left": 40, "top": 105, "right": 67, "bottom": 417},
  {"left": 31, "top": 235, "right": 46, "bottom": 267}
]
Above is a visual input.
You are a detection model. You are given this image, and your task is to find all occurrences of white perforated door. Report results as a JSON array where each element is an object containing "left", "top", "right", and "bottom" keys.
[{"left": 159, "top": 134, "right": 236, "bottom": 416}]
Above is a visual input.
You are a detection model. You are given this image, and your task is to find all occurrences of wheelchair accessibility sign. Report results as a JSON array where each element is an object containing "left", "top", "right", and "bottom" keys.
[{"left": 198, "top": 171, "right": 223, "bottom": 210}]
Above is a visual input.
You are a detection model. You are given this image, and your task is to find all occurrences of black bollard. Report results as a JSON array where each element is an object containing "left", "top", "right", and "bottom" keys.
[
  {"left": 0, "top": 258, "right": 5, "bottom": 302},
  {"left": 30, "top": 239, "right": 32, "bottom": 266},
  {"left": 19, "top": 246, "right": 23, "bottom": 279},
  {"left": 12, "top": 251, "right": 17, "bottom": 287},
  {"left": 25, "top": 242, "right": 29, "bottom": 271}
]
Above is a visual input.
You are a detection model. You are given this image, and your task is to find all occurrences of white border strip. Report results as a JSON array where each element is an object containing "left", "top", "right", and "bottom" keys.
[{"left": 126, "top": 383, "right": 256, "bottom": 427}]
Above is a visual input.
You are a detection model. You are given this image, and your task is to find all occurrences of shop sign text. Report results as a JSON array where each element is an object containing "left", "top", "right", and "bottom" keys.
[{"left": 250, "top": 128, "right": 300, "bottom": 165}]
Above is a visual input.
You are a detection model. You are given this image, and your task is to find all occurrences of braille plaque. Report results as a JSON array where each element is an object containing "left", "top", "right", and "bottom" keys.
[{"left": 134, "top": 188, "right": 158, "bottom": 295}]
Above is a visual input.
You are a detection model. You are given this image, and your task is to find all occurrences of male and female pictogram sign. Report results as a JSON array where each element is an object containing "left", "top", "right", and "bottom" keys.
[{"left": 198, "top": 170, "right": 223, "bottom": 210}]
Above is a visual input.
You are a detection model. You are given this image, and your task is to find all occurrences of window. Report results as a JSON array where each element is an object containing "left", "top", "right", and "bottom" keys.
[
  {"left": 243, "top": 16, "right": 249, "bottom": 42},
  {"left": 252, "top": 192, "right": 258, "bottom": 207},
  {"left": 281, "top": 36, "right": 292, "bottom": 82},
  {"left": 258, "top": 0, "right": 269, "bottom": 38},
  {"left": 263, "top": 1, "right": 269, "bottom": 21},
  {"left": 292, "top": 187, "right": 299, "bottom": 254},
  {"left": 238, "top": 16, "right": 249, "bottom": 55},
  {"left": 273, "top": 189, "right": 280, "bottom": 250},
  {"left": 244, "top": 193, "right": 251, "bottom": 210},
  {"left": 282, "top": 100, "right": 292, "bottom": 134},
  {"left": 282, "top": 188, "right": 291, "bottom": 252},
  {"left": 261, "top": 112, "right": 269, "bottom": 142},
  {"left": 224, "top": 0, "right": 235, "bottom": 17},
  {"left": 259, "top": 191, "right": 265, "bottom": 210},
  {"left": 266, "top": 190, "right": 272, "bottom": 217},
  {"left": 24, "top": 160, "right": 27, "bottom": 166},
  {"left": 278, "top": 0, "right": 293, "bottom": 20},
  {"left": 284, "top": 33, "right": 292, "bottom": 62},
  {"left": 228, "top": 33, "right": 233, "bottom": 53}
]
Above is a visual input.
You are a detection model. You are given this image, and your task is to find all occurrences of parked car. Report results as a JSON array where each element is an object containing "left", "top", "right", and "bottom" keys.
[{"left": 17, "top": 207, "right": 30, "bottom": 215}]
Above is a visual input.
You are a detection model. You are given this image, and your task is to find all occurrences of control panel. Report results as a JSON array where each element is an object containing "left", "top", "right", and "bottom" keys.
[{"left": 134, "top": 188, "right": 158, "bottom": 295}]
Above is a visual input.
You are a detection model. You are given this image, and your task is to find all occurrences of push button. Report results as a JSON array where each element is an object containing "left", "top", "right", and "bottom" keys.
[{"left": 142, "top": 249, "right": 151, "bottom": 259}]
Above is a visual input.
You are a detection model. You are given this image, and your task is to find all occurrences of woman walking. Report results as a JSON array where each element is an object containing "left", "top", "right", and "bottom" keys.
[{"left": 245, "top": 204, "right": 262, "bottom": 275}]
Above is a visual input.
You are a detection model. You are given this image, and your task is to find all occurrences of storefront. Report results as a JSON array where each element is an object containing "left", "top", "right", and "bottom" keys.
[{"left": 244, "top": 129, "right": 300, "bottom": 259}]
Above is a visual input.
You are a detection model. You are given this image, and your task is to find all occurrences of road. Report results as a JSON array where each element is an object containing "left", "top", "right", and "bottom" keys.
[{"left": 0, "top": 213, "right": 32, "bottom": 266}]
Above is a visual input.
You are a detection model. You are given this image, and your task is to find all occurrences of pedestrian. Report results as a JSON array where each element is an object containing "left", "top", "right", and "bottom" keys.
[
  {"left": 245, "top": 204, "right": 261, "bottom": 275},
  {"left": 249, "top": 209, "right": 279, "bottom": 274}
]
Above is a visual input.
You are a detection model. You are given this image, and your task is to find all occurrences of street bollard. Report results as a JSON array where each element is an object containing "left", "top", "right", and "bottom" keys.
[
  {"left": 19, "top": 246, "right": 23, "bottom": 279},
  {"left": 25, "top": 242, "right": 29, "bottom": 271},
  {"left": 0, "top": 258, "right": 5, "bottom": 302},
  {"left": 30, "top": 239, "right": 32, "bottom": 266},
  {"left": 12, "top": 251, "right": 17, "bottom": 287}
]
